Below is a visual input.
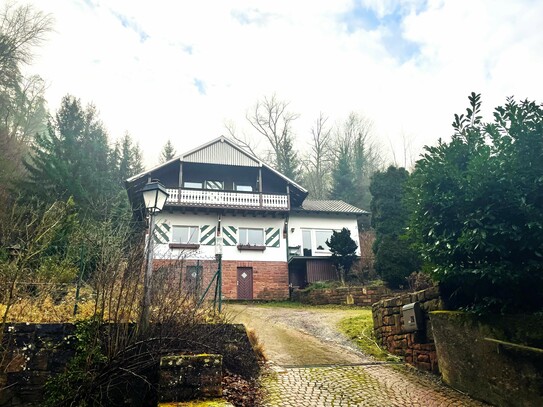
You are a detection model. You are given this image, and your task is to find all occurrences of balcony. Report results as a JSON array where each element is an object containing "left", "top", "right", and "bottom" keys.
[{"left": 165, "top": 188, "right": 289, "bottom": 211}]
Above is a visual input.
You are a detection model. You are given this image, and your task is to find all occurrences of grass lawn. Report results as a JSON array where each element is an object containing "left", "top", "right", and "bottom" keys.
[{"left": 337, "top": 310, "right": 400, "bottom": 361}]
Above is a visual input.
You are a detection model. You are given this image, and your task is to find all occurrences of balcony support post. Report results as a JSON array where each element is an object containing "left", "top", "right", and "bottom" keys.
[
  {"left": 178, "top": 160, "right": 183, "bottom": 188},
  {"left": 258, "top": 166, "right": 263, "bottom": 208},
  {"left": 286, "top": 184, "right": 291, "bottom": 210}
]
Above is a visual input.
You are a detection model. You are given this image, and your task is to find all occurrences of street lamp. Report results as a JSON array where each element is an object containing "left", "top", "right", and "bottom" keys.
[{"left": 141, "top": 180, "right": 169, "bottom": 330}]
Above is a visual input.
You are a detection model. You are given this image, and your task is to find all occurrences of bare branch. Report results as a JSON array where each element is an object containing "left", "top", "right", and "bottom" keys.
[{"left": 223, "top": 120, "right": 260, "bottom": 157}]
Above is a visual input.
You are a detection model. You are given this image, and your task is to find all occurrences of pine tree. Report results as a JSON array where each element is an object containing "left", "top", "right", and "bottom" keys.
[
  {"left": 24, "top": 95, "right": 115, "bottom": 216},
  {"left": 159, "top": 140, "right": 176, "bottom": 163},
  {"left": 111, "top": 133, "right": 144, "bottom": 186},
  {"left": 370, "top": 166, "right": 421, "bottom": 288},
  {"left": 330, "top": 144, "right": 356, "bottom": 204},
  {"left": 277, "top": 136, "right": 300, "bottom": 182}
]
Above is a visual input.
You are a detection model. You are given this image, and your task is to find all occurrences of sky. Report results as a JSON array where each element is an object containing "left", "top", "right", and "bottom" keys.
[{"left": 23, "top": 0, "right": 543, "bottom": 168}]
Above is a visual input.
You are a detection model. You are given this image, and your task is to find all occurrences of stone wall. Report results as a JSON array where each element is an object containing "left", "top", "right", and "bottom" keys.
[
  {"left": 0, "top": 323, "right": 258, "bottom": 406},
  {"left": 372, "top": 286, "right": 442, "bottom": 373},
  {"left": 430, "top": 311, "right": 543, "bottom": 407},
  {"left": 0, "top": 323, "right": 76, "bottom": 406},
  {"left": 292, "top": 286, "right": 391, "bottom": 306}
]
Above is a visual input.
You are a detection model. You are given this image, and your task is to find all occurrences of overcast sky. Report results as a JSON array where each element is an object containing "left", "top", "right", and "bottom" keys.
[{"left": 24, "top": 0, "right": 543, "bottom": 168}]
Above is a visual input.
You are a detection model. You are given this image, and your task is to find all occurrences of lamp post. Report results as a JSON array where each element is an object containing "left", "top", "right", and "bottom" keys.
[{"left": 141, "top": 180, "right": 169, "bottom": 330}]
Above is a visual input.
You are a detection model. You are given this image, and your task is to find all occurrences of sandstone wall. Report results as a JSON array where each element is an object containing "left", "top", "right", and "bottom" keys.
[
  {"left": 292, "top": 286, "right": 391, "bottom": 306},
  {"left": 0, "top": 323, "right": 258, "bottom": 406},
  {"left": 372, "top": 286, "right": 442, "bottom": 373}
]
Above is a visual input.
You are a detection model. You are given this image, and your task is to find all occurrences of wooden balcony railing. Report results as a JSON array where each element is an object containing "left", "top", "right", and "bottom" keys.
[{"left": 165, "top": 188, "right": 289, "bottom": 210}]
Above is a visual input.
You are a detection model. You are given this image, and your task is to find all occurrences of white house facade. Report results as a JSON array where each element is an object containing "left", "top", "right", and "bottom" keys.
[{"left": 125, "top": 137, "right": 367, "bottom": 300}]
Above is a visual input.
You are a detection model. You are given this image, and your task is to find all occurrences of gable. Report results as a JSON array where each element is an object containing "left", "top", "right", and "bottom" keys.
[{"left": 183, "top": 137, "right": 259, "bottom": 167}]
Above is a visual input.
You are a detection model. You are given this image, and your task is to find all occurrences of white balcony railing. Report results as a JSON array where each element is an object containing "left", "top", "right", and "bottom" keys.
[{"left": 166, "top": 188, "right": 289, "bottom": 210}]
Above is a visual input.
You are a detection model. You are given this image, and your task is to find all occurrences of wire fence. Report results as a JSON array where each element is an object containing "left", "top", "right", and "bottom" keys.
[{"left": 0, "top": 255, "right": 222, "bottom": 323}]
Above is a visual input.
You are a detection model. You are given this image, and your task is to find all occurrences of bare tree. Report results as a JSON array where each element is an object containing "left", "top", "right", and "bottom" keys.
[
  {"left": 0, "top": 3, "right": 52, "bottom": 67},
  {"left": 302, "top": 112, "right": 333, "bottom": 199},
  {"left": 330, "top": 112, "right": 383, "bottom": 209},
  {"left": 390, "top": 132, "right": 416, "bottom": 170},
  {"left": 246, "top": 94, "right": 300, "bottom": 180}
]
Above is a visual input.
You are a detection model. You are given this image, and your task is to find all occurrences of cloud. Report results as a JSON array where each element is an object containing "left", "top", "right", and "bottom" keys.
[{"left": 23, "top": 0, "right": 543, "bottom": 169}]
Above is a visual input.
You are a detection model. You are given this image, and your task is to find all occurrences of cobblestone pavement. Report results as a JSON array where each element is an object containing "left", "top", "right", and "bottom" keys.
[
  {"left": 261, "top": 363, "right": 490, "bottom": 406},
  {"left": 227, "top": 305, "right": 491, "bottom": 407}
]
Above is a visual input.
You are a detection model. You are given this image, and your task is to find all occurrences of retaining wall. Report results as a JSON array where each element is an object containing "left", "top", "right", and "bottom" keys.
[
  {"left": 0, "top": 323, "right": 257, "bottom": 406},
  {"left": 372, "top": 286, "right": 442, "bottom": 373},
  {"left": 292, "top": 285, "right": 391, "bottom": 306},
  {"left": 430, "top": 311, "right": 543, "bottom": 407}
]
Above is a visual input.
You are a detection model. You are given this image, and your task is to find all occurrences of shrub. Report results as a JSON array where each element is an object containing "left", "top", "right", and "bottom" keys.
[{"left": 408, "top": 93, "right": 543, "bottom": 313}]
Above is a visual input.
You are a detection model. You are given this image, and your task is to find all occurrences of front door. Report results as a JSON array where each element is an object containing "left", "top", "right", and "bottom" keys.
[{"left": 237, "top": 267, "right": 253, "bottom": 300}]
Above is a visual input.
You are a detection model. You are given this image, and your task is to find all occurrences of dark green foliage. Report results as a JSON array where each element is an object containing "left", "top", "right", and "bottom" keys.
[
  {"left": 375, "top": 235, "right": 421, "bottom": 289},
  {"left": 24, "top": 95, "right": 115, "bottom": 217},
  {"left": 370, "top": 166, "right": 410, "bottom": 243},
  {"left": 330, "top": 144, "right": 356, "bottom": 203},
  {"left": 111, "top": 132, "right": 144, "bottom": 185},
  {"left": 370, "top": 166, "right": 421, "bottom": 288},
  {"left": 159, "top": 139, "right": 177, "bottom": 163},
  {"left": 44, "top": 318, "right": 106, "bottom": 407},
  {"left": 277, "top": 135, "right": 300, "bottom": 182},
  {"left": 326, "top": 227, "right": 358, "bottom": 283},
  {"left": 408, "top": 93, "right": 543, "bottom": 313}
]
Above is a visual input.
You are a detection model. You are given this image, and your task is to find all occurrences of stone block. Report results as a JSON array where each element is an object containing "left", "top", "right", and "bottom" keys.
[{"left": 159, "top": 354, "right": 223, "bottom": 402}]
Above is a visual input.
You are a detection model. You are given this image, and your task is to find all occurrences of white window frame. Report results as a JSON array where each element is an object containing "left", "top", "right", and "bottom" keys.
[
  {"left": 239, "top": 227, "right": 264, "bottom": 246},
  {"left": 235, "top": 184, "right": 253, "bottom": 192},
  {"left": 315, "top": 229, "right": 334, "bottom": 252},
  {"left": 184, "top": 181, "right": 202, "bottom": 189},
  {"left": 172, "top": 225, "right": 199, "bottom": 244}
]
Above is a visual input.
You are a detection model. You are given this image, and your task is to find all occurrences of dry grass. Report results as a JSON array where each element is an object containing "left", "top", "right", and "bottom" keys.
[
  {"left": 0, "top": 285, "right": 96, "bottom": 323},
  {"left": 246, "top": 327, "right": 266, "bottom": 361}
]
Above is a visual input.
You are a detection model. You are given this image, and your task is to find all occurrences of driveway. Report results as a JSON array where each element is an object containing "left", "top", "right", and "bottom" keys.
[{"left": 226, "top": 304, "right": 489, "bottom": 407}]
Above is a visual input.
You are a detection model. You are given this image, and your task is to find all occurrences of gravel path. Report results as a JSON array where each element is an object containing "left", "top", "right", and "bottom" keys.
[{"left": 226, "top": 304, "right": 490, "bottom": 407}]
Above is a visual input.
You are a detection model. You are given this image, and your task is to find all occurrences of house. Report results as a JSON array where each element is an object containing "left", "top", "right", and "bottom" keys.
[{"left": 125, "top": 136, "right": 367, "bottom": 300}]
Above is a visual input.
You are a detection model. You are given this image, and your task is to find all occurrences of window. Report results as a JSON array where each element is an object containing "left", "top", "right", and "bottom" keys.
[
  {"left": 315, "top": 230, "right": 333, "bottom": 251},
  {"left": 205, "top": 180, "right": 224, "bottom": 190},
  {"left": 235, "top": 184, "right": 253, "bottom": 192},
  {"left": 302, "top": 229, "right": 312, "bottom": 256},
  {"left": 184, "top": 181, "right": 202, "bottom": 189},
  {"left": 239, "top": 228, "right": 264, "bottom": 246},
  {"left": 172, "top": 226, "right": 199, "bottom": 244}
]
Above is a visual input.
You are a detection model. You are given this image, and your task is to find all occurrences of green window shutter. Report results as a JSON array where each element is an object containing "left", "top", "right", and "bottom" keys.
[
  {"left": 222, "top": 226, "right": 237, "bottom": 246},
  {"left": 265, "top": 227, "right": 280, "bottom": 247},
  {"left": 200, "top": 225, "right": 216, "bottom": 245},
  {"left": 153, "top": 223, "right": 170, "bottom": 244}
]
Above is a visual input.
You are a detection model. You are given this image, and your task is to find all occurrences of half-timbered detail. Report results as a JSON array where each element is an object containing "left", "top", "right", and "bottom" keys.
[{"left": 125, "top": 136, "right": 368, "bottom": 300}]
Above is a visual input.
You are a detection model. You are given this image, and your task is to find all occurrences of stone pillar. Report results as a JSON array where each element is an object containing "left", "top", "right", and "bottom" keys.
[{"left": 159, "top": 354, "right": 223, "bottom": 402}]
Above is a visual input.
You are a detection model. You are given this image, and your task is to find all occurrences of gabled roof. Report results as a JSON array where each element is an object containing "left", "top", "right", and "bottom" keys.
[
  {"left": 292, "top": 200, "right": 368, "bottom": 215},
  {"left": 182, "top": 137, "right": 260, "bottom": 167},
  {"left": 126, "top": 136, "right": 307, "bottom": 194}
]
